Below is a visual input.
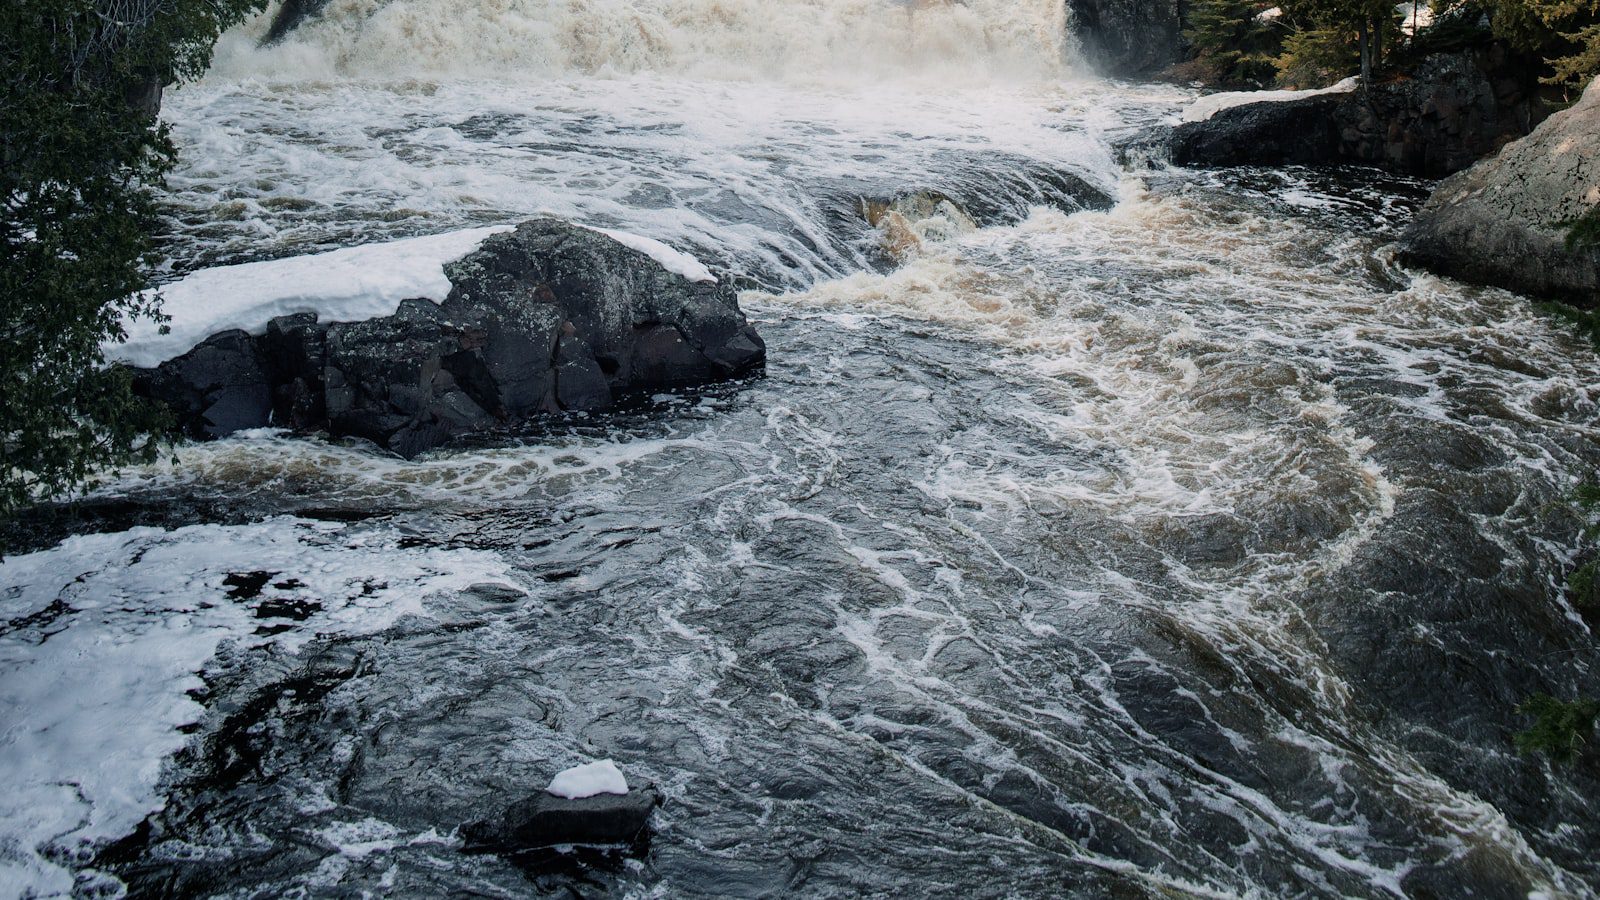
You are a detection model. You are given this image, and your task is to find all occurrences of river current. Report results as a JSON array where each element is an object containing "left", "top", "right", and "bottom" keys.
[{"left": 3, "top": 1, "right": 1600, "bottom": 897}]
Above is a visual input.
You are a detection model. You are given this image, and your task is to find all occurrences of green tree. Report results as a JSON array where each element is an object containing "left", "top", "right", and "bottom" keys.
[
  {"left": 0, "top": 0, "right": 263, "bottom": 521},
  {"left": 1517, "top": 693, "right": 1600, "bottom": 762},
  {"left": 1439, "top": 0, "right": 1600, "bottom": 90},
  {"left": 1187, "top": 0, "right": 1290, "bottom": 86},
  {"left": 1276, "top": 25, "right": 1363, "bottom": 86},
  {"left": 1282, "top": 0, "right": 1403, "bottom": 87}
]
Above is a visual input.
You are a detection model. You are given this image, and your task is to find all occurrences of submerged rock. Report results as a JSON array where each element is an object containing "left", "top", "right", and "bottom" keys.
[
  {"left": 859, "top": 191, "right": 978, "bottom": 261},
  {"left": 1402, "top": 76, "right": 1600, "bottom": 302},
  {"left": 135, "top": 219, "right": 766, "bottom": 456},
  {"left": 462, "top": 785, "right": 662, "bottom": 853}
]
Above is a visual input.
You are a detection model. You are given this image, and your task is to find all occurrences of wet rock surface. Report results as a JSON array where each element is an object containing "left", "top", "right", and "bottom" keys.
[
  {"left": 1171, "top": 94, "right": 1348, "bottom": 168},
  {"left": 135, "top": 219, "right": 766, "bottom": 456},
  {"left": 1402, "top": 76, "right": 1600, "bottom": 302},
  {"left": 1167, "top": 49, "right": 1545, "bottom": 177}
]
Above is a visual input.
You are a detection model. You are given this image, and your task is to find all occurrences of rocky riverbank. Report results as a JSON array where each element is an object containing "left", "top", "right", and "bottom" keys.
[{"left": 1402, "top": 76, "right": 1600, "bottom": 303}]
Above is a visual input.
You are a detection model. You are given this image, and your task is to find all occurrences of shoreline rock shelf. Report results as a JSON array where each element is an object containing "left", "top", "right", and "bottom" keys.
[
  {"left": 133, "top": 219, "right": 767, "bottom": 457},
  {"left": 1160, "top": 48, "right": 1545, "bottom": 177},
  {"left": 1402, "top": 77, "right": 1600, "bottom": 303}
]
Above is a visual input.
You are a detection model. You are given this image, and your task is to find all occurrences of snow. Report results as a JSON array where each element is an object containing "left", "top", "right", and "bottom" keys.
[
  {"left": 1399, "top": 2, "right": 1434, "bottom": 36},
  {"left": 546, "top": 759, "right": 630, "bottom": 799},
  {"left": 590, "top": 226, "right": 718, "bottom": 284},
  {"left": 1255, "top": 6, "right": 1283, "bottom": 21},
  {"left": 0, "top": 518, "right": 514, "bottom": 898},
  {"left": 1180, "top": 77, "right": 1360, "bottom": 123},
  {"left": 108, "top": 226, "right": 513, "bottom": 368},
  {"left": 108, "top": 222, "right": 718, "bottom": 369}
]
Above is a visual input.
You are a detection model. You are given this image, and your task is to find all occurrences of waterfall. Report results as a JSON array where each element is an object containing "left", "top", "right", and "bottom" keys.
[{"left": 210, "top": 0, "right": 1078, "bottom": 81}]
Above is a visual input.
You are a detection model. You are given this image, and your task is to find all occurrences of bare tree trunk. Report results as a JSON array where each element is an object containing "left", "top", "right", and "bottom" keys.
[{"left": 1358, "top": 19, "right": 1372, "bottom": 90}]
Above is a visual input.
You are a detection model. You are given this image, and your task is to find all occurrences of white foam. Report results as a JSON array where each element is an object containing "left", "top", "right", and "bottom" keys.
[
  {"left": 0, "top": 518, "right": 513, "bottom": 897},
  {"left": 212, "top": 0, "right": 1075, "bottom": 83},
  {"left": 110, "top": 226, "right": 511, "bottom": 367},
  {"left": 546, "top": 759, "right": 630, "bottom": 798}
]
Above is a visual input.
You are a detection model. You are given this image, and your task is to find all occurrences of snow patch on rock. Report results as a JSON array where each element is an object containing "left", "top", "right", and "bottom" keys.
[
  {"left": 110, "top": 226, "right": 514, "bottom": 368},
  {"left": 1180, "top": 77, "right": 1359, "bottom": 124},
  {"left": 546, "top": 760, "right": 630, "bottom": 799},
  {"left": 589, "top": 226, "right": 717, "bottom": 284},
  {"left": 110, "top": 223, "right": 719, "bottom": 369}
]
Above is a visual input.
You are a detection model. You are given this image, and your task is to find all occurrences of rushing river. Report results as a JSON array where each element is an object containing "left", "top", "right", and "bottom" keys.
[{"left": 4, "top": 1, "right": 1600, "bottom": 897}]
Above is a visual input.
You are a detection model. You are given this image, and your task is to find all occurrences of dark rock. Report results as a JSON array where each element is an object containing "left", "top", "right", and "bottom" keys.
[
  {"left": 136, "top": 218, "right": 766, "bottom": 455},
  {"left": 262, "top": 0, "right": 333, "bottom": 45},
  {"left": 1167, "top": 48, "right": 1547, "bottom": 177},
  {"left": 134, "top": 330, "right": 272, "bottom": 440},
  {"left": 1068, "top": 0, "right": 1187, "bottom": 77},
  {"left": 123, "top": 74, "right": 163, "bottom": 120},
  {"left": 441, "top": 219, "right": 765, "bottom": 397},
  {"left": 1171, "top": 94, "right": 1346, "bottom": 168},
  {"left": 259, "top": 313, "right": 328, "bottom": 430},
  {"left": 462, "top": 787, "right": 662, "bottom": 853},
  {"left": 322, "top": 299, "right": 493, "bottom": 455},
  {"left": 1401, "top": 76, "right": 1600, "bottom": 302},
  {"left": 464, "top": 583, "right": 529, "bottom": 603}
]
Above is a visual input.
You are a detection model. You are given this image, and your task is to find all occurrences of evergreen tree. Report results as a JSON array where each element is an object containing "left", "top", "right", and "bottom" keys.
[
  {"left": 0, "top": 0, "right": 263, "bottom": 520},
  {"left": 1187, "top": 0, "right": 1289, "bottom": 87},
  {"left": 1281, "top": 0, "right": 1403, "bottom": 87}
]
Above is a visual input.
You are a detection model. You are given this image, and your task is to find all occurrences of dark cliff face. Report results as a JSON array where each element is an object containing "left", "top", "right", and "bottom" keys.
[{"left": 1069, "top": 0, "right": 1188, "bottom": 77}]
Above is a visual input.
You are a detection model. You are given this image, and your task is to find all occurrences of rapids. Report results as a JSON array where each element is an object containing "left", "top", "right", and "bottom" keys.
[{"left": 3, "top": 0, "right": 1599, "bottom": 897}]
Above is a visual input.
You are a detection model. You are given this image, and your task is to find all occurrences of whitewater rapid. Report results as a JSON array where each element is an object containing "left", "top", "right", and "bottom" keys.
[{"left": 4, "top": 1, "right": 1600, "bottom": 897}]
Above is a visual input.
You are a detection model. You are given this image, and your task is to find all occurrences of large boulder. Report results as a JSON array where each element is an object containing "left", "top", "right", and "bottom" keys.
[
  {"left": 135, "top": 219, "right": 766, "bottom": 456},
  {"left": 1401, "top": 77, "right": 1600, "bottom": 302},
  {"left": 1166, "top": 48, "right": 1545, "bottom": 176},
  {"left": 1068, "top": 0, "right": 1187, "bottom": 77}
]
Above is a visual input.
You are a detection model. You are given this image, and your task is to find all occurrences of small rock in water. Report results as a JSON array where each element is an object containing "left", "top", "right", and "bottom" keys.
[
  {"left": 462, "top": 770, "right": 661, "bottom": 854},
  {"left": 547, "top": 759, "right": 628, "bottom": 799},
  {"left": 464, "top": 582, "right": 529, "bottom": 604}
]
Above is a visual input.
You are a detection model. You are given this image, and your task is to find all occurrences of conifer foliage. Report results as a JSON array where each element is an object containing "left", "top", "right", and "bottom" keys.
[{"left": 0, "top": 0, "right": 263, "bottom": 519}]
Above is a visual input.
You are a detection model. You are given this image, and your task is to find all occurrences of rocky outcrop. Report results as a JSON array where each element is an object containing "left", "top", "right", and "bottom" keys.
[
  {"left": 1170, "top": 93, "right": 1347, "bottom": 167},
  {"left": 1166, "top": 48, "right": 1544, "bottom": 177},
  {"left": 135, "top": 219, "right": 766, "bottom": 456},
  {"left": 1068, "top": 0, "right": 1187, "bottom": 77},
  {"left": 1401, "top": 77, "right": 1600, "bottom": 302}
]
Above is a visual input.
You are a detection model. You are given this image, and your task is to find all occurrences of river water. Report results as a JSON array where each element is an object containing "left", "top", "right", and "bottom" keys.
[{"left": 4, "top": 1, "right": 1600, "bottom": 897}]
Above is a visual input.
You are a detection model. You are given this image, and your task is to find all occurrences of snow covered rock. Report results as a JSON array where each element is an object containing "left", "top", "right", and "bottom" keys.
[
  {"left": 462, "top": 768, "right": 660, "bottom": 853},
  {"left": 133, "top": 219, "right": 766, "bottom": 456}
]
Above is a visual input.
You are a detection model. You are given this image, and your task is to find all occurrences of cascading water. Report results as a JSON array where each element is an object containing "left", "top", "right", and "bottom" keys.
[{"left": 3, "top": 1, "right": 1599, "bottom": 898}]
